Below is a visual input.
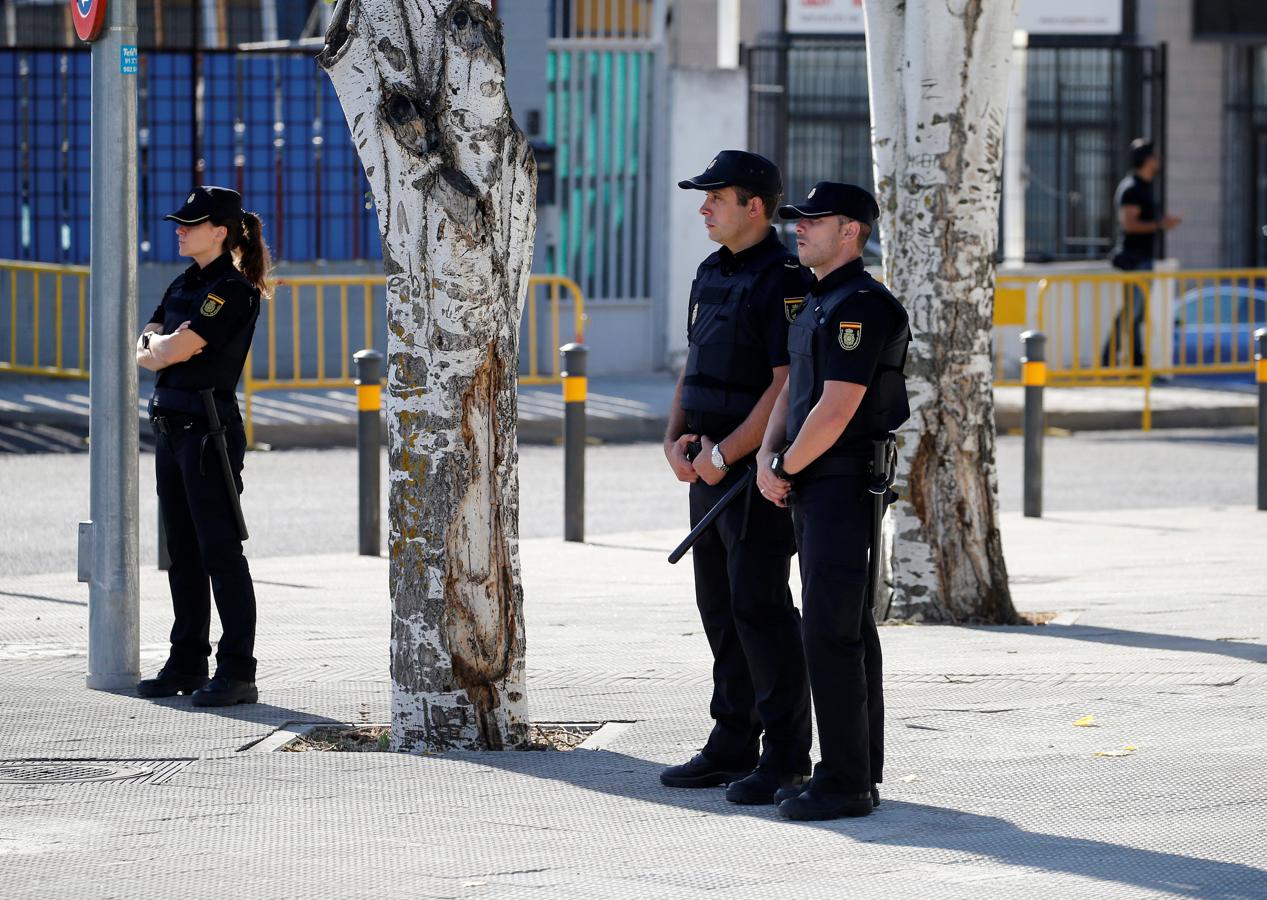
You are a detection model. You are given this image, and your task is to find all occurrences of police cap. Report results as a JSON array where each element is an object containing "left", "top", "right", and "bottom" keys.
[
  {"left": 164, "top": 186, "right": 244, "bottom": 225},
  {"left": 677, "top": 150, "right": 782, "bottom": 197},
  {"left": 779, "top": 182, "right": 879, "bottom": 227}
]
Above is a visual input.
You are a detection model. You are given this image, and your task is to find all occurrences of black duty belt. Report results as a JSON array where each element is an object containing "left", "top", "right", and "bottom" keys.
[
  {"left": 151, "top": 386, "right": 238, "bottom": 421},
  {"left": 796, "top": 455, "right": 871, "bottom": 482},
  {"left": 150, "top": 413, "right": 195, "bottom": 436}
]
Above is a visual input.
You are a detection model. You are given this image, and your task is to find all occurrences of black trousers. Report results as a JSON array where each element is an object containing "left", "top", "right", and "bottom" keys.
[
  {"left": 1102, "top": 255, "right": 1153, "bottom": 367},
  {"left": 792, "top": 472, "right": 884, "bottom": 795},
  {"left": 689, "top": 466, "right": 811, "bottom": 773},
  {"left": 153, "top": 412, "right": 257, "bottom": 681}
]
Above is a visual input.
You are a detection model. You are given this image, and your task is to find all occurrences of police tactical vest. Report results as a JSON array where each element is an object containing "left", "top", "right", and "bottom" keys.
[
  {"left": 154, "top": 266, "right": 260, "bottom": 410},
  {"left": 680, "top": 240, "right": 797, "bottom": 419},
  {"left": 785, "top": 272, "right": 911, "bottom": 449}
]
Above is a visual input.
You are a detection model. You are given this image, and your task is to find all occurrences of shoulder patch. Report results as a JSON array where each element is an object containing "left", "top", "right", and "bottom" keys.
[
  {"left": 838, "top": 321, "right": 862, "bottom": 351},
  {"left": 200, "top": 293, "right": 226, "bottom": 317},
  {"left": 783, "top": 296, "right": 805, "bottom": 322}
]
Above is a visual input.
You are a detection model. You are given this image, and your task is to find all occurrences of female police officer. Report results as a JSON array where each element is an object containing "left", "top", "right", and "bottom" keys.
[
  {"left": 134, "top": 186, "right": 269, "bottom": 707},
  {"left": 757, "top": 182, "right": 911, "bottom": 820}
]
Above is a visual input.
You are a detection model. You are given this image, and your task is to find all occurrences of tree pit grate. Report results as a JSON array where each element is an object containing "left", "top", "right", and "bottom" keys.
[{"left": 0, "top": 760, "right": 193, "bottom": 785}]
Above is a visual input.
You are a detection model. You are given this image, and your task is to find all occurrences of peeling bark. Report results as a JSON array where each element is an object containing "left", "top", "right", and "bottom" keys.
[
  {"left": 863, "top": 0, "right": 1019, "bottom": 624},
  {"left": 320, "top": 0, "right": 536, "bottom": 749}
]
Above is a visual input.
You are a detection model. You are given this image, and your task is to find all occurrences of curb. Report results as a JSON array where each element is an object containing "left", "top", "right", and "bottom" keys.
[{"left": 0, "top": 405, "right": 1253, "bottom": 450}]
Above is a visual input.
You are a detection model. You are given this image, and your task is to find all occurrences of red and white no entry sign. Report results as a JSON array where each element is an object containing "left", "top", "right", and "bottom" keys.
[{"left": 71, "top": 0, "right": 108, "bottom": 42}]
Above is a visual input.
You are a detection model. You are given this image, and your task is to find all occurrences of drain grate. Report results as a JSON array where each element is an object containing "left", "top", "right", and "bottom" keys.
[{"left": 0, "top": 760, "right": 193, "bottom": 785}]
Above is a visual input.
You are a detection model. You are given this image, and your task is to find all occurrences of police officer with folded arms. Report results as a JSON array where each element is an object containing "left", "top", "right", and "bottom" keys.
[
  {"left": 661, "top": 151, "right": 815, "bottom": 804},
  {"left": 134, "top": 186, "right": 269, "bottom": 707},
  {"left": 757, "top": 182, "right": 911, "bottom": 820}
]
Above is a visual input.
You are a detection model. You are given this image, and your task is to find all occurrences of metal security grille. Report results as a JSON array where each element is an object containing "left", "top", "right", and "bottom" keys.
[
  {"left": 747, "top": 40, "right": 1167, "bottom": 264},
  {"left": 546, "top": 0, "right": 662, "bottom": 304},
  {"left": 545, "top": 41, "right": 657, "bottom": 303},
  {"left": 747, "top": 39, "right": 872, "bottom": 208},
  {"left": 1024, "top": 44, "right": 1167, "bottom": 262}
]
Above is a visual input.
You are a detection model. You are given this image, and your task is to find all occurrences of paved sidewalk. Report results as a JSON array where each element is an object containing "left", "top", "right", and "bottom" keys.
[
  {"left": 0, "top": 373, "right": 1257, "bottom": 448},
  {"left": 1, "top": 508, "right": 1264, "bottom": 897}
]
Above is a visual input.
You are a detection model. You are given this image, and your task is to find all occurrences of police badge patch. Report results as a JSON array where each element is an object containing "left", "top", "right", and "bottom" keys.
[
  {"left": 838, "top": 321, "right": 861, "bottom": 350},
  {"left": 200, "top": 293, "right": 225, "bottom": 317},
  {"left": 783, "top": 296, "right": 805, "bottom": 322}
]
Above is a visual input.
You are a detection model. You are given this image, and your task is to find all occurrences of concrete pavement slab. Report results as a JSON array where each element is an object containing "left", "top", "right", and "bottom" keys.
[{"left": 0, "top": 509, "right": 1264, "bottom": 897}]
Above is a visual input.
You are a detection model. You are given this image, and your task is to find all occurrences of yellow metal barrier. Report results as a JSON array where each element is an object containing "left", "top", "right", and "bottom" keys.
[
  {"left": 0, "top": 260, "right": 91, "bottom": 378},
  {"left": 242, "top": 273, "right": 585, "bottom": 445},
  {"left": 994, "top": 268, "right": 1267, "bottom": 429}
]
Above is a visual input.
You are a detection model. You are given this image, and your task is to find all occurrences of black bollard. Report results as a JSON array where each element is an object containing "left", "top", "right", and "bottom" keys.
[
  {"left": 560, "top": 343, "right": 587, "bottom": 542},
  {"left": 1257, "top": 329, "right": 1266, "bottom": 512},
  {"left": 354, "top": 348, "right": 383, "bottom": 556},
  {"left": 1021, "top": 330, "right": 1046, "bottom": 518}
]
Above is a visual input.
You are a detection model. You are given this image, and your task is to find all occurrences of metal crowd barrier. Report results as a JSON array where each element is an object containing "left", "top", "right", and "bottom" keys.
[
  {"left": 995, "top": 268, "right": 1267, "bottom": 428},
  {"left": 0, "top": 260, "right": 91, "bottom": 378},
  {"left": 242, "top": 273, "right": 585, "bottom": 445}
]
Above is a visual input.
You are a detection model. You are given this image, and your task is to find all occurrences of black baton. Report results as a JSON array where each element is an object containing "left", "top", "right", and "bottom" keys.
[
  {"left": 668, "top": 467, "right": 755, "bottom": 565},
  {"left": 200, "top": 388, "right": 249, "bottom": 542}
]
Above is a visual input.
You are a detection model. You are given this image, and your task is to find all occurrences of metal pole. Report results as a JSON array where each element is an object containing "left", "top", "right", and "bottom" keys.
[
  {"left": 1021, "top": 330, "right": 1046, "bottom": 519},
  {"left": 561, "top": 343, "right": 587, "bottom": 542},
  {"left": 354, "top": 349, "right": 382, "bottom": 556},
  {"left": 1256, "top": 329, "right": 1266, "bottom": 512},
  {"left": 81, "top": 0, "right": 140, "bottom": 690}
]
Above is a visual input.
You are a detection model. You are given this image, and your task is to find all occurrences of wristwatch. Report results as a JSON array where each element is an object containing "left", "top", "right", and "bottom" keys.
[
  {"left": 710, "top": 443, "right": 729, "bottom": 473},
  {"left": 770, "top": 451, "right": 791, "bottom": 481}
]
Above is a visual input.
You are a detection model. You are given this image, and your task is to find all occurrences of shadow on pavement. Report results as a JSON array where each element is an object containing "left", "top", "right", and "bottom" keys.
[
  {"left": 0, "top": 589, "right": 86, "bottom": 607},
  {"left": 980, "top": 624, "right": 1267, "bottom": 665},
  {"left": 453, "top": 748, "right": 1267, "bottom": 898},
  {"left": 135, "top": 693, "right": 344, "bottom": 729}
]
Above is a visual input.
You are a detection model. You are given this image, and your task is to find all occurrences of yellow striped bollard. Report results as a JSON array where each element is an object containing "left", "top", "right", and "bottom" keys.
[
  {"left": 354, "top": 349, "right": 383, "bottom": 556},
  {"left": 1256, "top": 329, "right": 1265, "bottom": 512},
  {"left": 1021, "top": 330, "right": 1047, "bottom": 518},
  {"left": 561, "top": 343, "right": 587, "bottom": 542}
]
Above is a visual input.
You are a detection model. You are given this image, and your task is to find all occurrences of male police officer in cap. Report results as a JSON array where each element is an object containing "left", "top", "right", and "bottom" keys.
[
  {"left": 661, "top": 150, "right": 815, "bottom": 804},
  {"left": 757, "top": 181, "right": 911, "bottom": 820}
]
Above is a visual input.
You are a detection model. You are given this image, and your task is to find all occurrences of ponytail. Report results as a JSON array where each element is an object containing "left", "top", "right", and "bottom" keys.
[{"left": 234, "top": 212, "right": 273, "bottom": 297}]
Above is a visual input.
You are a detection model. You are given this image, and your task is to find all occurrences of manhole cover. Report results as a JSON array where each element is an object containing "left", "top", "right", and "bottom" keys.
[{"left": 0, "top": 762, "right": 154, "bottom": 784}]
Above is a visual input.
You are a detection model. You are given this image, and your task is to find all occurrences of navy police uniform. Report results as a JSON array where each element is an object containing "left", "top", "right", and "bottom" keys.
[
  {"left": 664, "top": 152, "right": 814, "bottom": 790},
  {"left": 143, "top": 187, "right": 261, "bottom": 696},
  {"left": 775, "top": 183, "right": 911, "bottom": 818}
]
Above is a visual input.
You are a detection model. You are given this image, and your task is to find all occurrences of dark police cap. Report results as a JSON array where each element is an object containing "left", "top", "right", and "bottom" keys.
[
  {"left": 779, "top": 182, "right": 879, "bottom": 227},
  {"left": 677, "top": 150, "right": 782, "bottom": 197},
  {"left": 164, "top": 186, "right": 244, "bottom": 225}
]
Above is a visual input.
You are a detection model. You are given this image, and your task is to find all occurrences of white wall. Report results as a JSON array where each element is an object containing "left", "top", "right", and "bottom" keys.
[
  {"left": 663, "top": 68, "right": 749, "bottom": 369},
  {"left": 1138, "top": 0, "right": 1227, "bottom": 268}
]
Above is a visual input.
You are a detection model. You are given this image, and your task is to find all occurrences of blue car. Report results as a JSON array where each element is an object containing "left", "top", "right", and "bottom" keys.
[{"left": 1171, "top": 283, "right": 1267, "bottom": 382}]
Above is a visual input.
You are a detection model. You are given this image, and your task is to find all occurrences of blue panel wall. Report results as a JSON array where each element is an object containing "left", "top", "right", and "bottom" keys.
[{"left": 0, "top": 48, "right": 383, "bottom": 264}]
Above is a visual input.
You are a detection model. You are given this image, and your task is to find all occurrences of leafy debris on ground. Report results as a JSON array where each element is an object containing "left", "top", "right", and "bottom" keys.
[
  {"left": 282, "top": 723, "right": 599, "bottom": 753},
  {"left": 1019, "top": 611, "right": 1058, "bottom": 626}
]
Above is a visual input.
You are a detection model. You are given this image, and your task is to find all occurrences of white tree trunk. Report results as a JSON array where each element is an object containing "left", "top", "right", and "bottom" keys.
[
  {"left": 319, "top": 0, "right": 536, "bottom": 749},
  {"left": 863, "top": 0, "right": 1019, "bottom": 623}
]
